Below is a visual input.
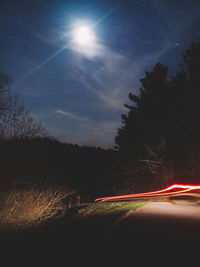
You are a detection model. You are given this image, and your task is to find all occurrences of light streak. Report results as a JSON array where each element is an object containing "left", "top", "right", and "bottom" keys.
[
  {"left": 28, "top": 43, "right": 71, "bottom": 75},
  {"left": 94, "top": 184, "right": 200, "bottom": 202},
  {"left": 94, "top": 6, "right": 119, "bottom": 26}
]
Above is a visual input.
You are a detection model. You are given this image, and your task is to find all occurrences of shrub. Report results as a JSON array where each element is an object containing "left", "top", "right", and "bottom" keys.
[{"left": 0, "top": 180, "right": 78, "bottom": 230}]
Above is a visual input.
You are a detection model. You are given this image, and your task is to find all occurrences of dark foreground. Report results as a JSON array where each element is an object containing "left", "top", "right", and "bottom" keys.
[{"left": 1, "top": 201, "right": 200, "bottom": 265}]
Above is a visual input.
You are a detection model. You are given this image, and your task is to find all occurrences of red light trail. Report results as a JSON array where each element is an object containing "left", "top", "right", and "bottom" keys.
[{"left": 94, "top": 184, "right": 200, "bottom": 202}]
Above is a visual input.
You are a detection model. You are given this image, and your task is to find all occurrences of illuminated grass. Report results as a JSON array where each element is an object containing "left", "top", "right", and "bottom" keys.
[{"left": 75, "top": 201, "right": 146, "bottom": 218}]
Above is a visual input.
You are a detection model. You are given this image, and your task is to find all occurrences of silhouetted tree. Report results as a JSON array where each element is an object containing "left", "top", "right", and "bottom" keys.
[
  {"left": 115, "top": 41, "right": 200, "bottom": 185},
  {"left": 115, "top": 62, "right": 169, "bottom": 158},
  {"left": 0, "top": 72, "right": 46, "bottom": 139}
]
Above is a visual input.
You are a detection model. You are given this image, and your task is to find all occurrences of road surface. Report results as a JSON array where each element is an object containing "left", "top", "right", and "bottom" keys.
[
  {"left": 109, "top": 201, "right": 200, "bottom": 254},
  {"left": 132, "top": 201, "right": 200, "bottom": 220}
]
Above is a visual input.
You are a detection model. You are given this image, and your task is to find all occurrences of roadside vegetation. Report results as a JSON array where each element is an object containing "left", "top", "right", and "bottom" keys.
[{"left": 0, "top": 180, "right": 78, "bottom": 231}]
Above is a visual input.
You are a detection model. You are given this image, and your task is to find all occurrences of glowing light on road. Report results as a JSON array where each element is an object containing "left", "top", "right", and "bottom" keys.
[{"left": 95, "top": 184, "right": 200, "bottom": 202}]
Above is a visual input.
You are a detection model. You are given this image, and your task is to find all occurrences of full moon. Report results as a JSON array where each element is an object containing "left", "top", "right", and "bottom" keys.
[{"left": 72, "top": 25, "right": 96, "bottom": 46}]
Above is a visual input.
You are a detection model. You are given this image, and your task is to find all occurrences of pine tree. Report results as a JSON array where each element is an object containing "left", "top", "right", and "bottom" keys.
[
  {"left": 115, "top": 41, "right": 200, "bottom": 184},
  {"left": 115, "top": 62, "right": 169, "bottom": 158}
]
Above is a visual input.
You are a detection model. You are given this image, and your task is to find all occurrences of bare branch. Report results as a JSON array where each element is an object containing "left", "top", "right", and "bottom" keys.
[{"left": 0, "top": 72, "right": 47, "bottom": 139}]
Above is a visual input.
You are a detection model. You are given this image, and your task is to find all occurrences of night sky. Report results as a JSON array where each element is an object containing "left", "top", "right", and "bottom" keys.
[{"left": 1, "top": 0, "right": 200, "bottom": 148}]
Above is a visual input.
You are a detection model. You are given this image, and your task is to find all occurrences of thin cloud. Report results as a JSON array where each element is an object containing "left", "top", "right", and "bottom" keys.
[
  {"left": 55, "top": 109, "right": 89, "bottom": 122},
  {"left": 72, "top": 40, "right": 174, "bottom": 111}
]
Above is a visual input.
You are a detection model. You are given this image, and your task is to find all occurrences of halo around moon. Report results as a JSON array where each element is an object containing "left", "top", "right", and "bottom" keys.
[
  {"left": 68, "top": 20, "right": 101, "bottom": 58},
  {"left": 70, "top": 22, "right": 96, "bottom": 47},
  {"left": 72, "top": 25, "right": 96, "bottom": 46}
]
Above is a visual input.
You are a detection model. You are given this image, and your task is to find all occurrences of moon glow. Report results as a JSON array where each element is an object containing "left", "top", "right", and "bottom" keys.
[{"left": 72, "top": 25, "right": 96, "bottom": 46}]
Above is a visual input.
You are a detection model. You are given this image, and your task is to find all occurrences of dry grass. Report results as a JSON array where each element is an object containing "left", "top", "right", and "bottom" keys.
[{"left": 0, "top": 180, "right": 78, "bottom": 230}]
